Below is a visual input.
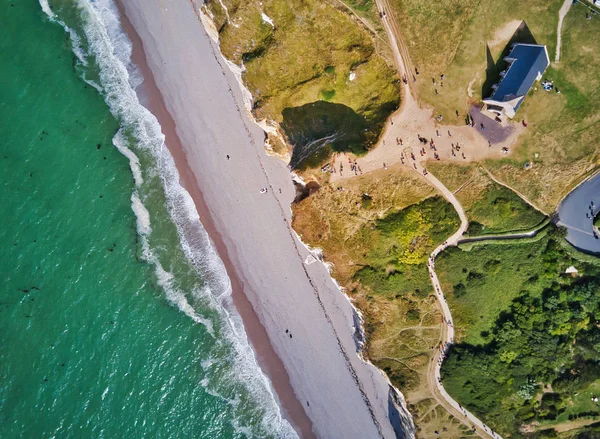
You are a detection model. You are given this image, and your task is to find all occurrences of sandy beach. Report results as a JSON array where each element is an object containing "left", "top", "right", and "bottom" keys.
[{"left": 118, "top": 0, "right": 413, "bottom": 437}]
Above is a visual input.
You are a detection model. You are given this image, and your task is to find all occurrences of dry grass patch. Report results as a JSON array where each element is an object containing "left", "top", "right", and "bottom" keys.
[
  {"left": 293, "top": 166, "right": 435, "bottom": 281},
  {"left": 292, "top": 167, "right": 474, "bottom": 437},
  {"left": 390, "top": 0, "right": 600, "bottom": 211}
]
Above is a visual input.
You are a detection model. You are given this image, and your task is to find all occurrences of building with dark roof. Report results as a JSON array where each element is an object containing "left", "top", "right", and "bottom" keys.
[{"left": 483, "top": 43, "right": 550, "bottom": 119}]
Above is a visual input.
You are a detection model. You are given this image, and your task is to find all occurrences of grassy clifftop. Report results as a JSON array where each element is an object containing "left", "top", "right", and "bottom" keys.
[
  {"left": 292, "top": 168, "right": 476, "bottom": 437},
  {"left": 388, "top": 0, "right": 600, "bottom": 211},
  {"left": 438, "top": 229, "right": 600, "bottom": 436},
  {"left": 205, "top": 0, "right": 400, "bottom": 167}
]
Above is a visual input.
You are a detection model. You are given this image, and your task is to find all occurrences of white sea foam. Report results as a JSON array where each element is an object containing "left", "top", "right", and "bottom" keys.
[
  {"left": 130, "top": 193, "right": 151, "bottom": 235},
  {"left": 113, "top": 131, "right": 143, "bottom": 186},
  {"left": 40, "top": 1, "right": 297, "bottom": 437},
  {"left": 39, "top": 0, "right": 54, "bottom": 18}
]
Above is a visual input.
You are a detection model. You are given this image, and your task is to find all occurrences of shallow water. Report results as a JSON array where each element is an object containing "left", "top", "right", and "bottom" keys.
[{"left": 0, "top": 1, "right": 295, "bottom": 437}]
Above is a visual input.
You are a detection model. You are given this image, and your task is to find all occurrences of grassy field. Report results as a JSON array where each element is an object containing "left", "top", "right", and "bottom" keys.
[
  {"left": 389, "top": 0, "right": 562, "bottom": 123},
  {"left": 292, "top": 167, "right": 474, "bottom": 437},
  {"left": 206, "top": 0, "right": 400, "bottom": 166},
  {"left": 427, "top": 163, "right": 547, "bottom": 235},
  {"left": 292, "top": 166, "right": 436, "bottom": 282},
  {"left": 437, "top": 227, "right": 600, "bottom": 436},
  {"left": 388, "top": 0, "right": 600, "bottom": 212},
  {"left": 484, "top": 5, "right": 600, "bottom": 212},
  {"left": 436, "top": 227, "right": 554, "bottom": 345}
]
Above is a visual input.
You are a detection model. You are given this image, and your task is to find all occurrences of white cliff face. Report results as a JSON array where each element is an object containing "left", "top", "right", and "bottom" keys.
[{"left": 120, "top": 0, "right": 416, "bottom": 437}]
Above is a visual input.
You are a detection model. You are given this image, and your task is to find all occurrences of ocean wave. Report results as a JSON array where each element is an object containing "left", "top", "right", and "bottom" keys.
[{"left": 40, "top": 0, "right": 297, "bottom": 437}]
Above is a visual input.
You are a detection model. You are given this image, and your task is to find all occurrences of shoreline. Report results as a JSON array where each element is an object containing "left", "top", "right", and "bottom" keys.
[
  {"left": 118, "top": 0, "right": 414, "bottom": 437},
  {"left": 116, "top": 5, "right": 314, "bottom": 437}
]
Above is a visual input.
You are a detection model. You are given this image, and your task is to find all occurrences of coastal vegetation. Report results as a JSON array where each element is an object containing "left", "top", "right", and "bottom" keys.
[
  {"left": 206, "top": 0, "right": 600, "bottom": 436},
  {"left": 292, "top": 168, "right": 477, "bottom": 437},
  {"left": 437, "top": 226, "right": 600, "bottom": 436},
  {"left": 427, "top": 163, "right": 547, "bottom": 235},
  {"left": 205, "top": 0, "right": 400, "bottom": 166}
]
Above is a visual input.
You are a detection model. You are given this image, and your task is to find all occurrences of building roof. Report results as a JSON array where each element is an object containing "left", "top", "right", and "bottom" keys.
[{"left": 487, "top": 44, "right": 549, "bottom": 107}]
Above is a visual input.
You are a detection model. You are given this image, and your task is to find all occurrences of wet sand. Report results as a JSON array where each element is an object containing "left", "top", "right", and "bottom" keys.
[
  {"left": 118, "top": 0, "right": 414, "bottom": 437},
  {"left": 116, "top": 5, "right": 314, "bottom": 437}
]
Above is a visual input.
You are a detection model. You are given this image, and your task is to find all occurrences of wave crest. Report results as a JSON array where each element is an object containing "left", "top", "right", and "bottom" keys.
[{"left": 40, "top": 0, "right": 297, "bottom": 437}]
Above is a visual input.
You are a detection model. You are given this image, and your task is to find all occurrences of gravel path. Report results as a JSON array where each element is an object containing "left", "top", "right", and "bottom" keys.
[
  {"left": 423, "top": 170, "right": 505, "bottom": 439},
  {"left": 555, "top": 0, "right": 573, "bottom": 63}
]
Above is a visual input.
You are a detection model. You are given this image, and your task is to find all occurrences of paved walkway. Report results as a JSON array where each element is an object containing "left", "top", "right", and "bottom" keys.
[{"left": 423, "top": 168, "right": 504, "bottom": 439}]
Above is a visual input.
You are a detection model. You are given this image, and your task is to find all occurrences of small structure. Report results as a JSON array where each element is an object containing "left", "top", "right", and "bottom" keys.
[
  {"left": 565, "top": 266, "right": 579, "bottom": 274},
  {"left": 483, "top": 44, "right": 550, "bottom": 119}
]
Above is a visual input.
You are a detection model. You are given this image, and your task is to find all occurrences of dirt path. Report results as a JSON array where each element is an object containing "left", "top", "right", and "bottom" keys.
[
  {"left": 374, "top": 0, "right": 414, "bottom": 103},
  {"left": 555, "top": 0, "right": 573, "bottom": 63},
  {"left": 335, "top": 3, "right": 511, "bottom": 437},
  {"left": 424, "top": 188, "right": 504, "bottom": 439},
  {"left": 330, "top": 0, "right": 523, "bottom": 183}
]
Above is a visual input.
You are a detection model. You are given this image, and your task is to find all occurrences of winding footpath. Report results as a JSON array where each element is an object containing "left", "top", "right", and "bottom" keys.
[
  {"left": 422, "top": 168, "right": 503, "bottom": 439},
  {"left": 370, "top": 2, "right": 506, "bottom": 437}
]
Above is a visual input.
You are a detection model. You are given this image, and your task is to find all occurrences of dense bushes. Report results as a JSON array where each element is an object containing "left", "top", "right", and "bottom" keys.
[
  {"left": 355, "top": 196, "right": 460, "bottom": 297},
  {"left": 441, "top": 237, "right": 600, "bottom": 436}
]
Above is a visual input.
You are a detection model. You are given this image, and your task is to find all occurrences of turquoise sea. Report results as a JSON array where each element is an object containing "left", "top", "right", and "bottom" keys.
[{"left": 0, "top": 1, "right": 295, "bottom": 437}]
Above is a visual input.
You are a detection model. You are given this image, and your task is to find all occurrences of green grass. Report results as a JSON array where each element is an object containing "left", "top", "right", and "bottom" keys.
[
  {"left": 427, "top": 164, "right": 547, "bottom": 235},
  {"left": 390, "top": 0, "right": 600, "bottom": 211},
  {"left": 355, "top": 196, "right": 461, "bottom": 297},
  {"left": 484, "top": 20, "right": 600, "bottom": 209},
  {"left": 438, "top": 228, "right": 600, "bottom": 436},
  {"left": 550, "top": 380, "right": 600, "bottom": 425},
  {"left": 437, "top": 227, "right": 557, "bottom": 345},
  {"left": 292, "top": 175, "right": 471, "bottom": 435},
  {"left": 207, "top": 0, "right": 399, "bottom": 166},
  {"left": 344, "top": 0, "right": 375, "bottom": 14},
  {"left": 464, "top": 180, "right": 547, "bottom": 235},
  {"left": 390, "top": 0, "right": 562, "bottom": 123}
]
